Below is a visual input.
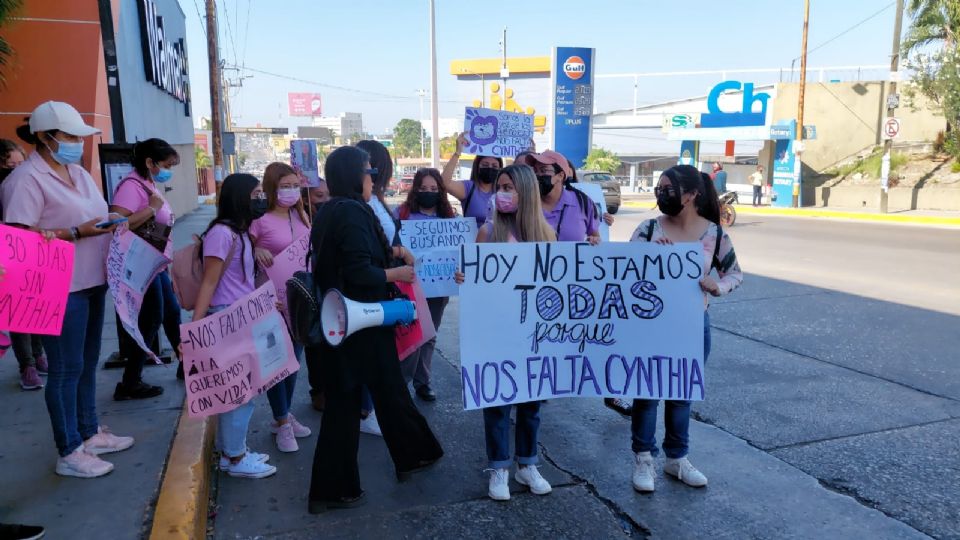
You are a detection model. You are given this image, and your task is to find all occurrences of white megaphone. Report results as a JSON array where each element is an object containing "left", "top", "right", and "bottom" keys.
[{"left": 320, "top": 289, "right": 417, "bottom": 347}]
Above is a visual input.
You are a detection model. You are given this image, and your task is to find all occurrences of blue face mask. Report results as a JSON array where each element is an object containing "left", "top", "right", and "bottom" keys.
[
  {"left": 153, "top": 168, "right": 173, "bottom": 183},
  {"left": 46, "top": 137, "right": 84, "bottom": 165}
]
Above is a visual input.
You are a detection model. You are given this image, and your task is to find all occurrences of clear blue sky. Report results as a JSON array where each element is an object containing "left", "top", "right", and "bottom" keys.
[{"left": 182, "top": 0, "right": 903, "bottom": 134}]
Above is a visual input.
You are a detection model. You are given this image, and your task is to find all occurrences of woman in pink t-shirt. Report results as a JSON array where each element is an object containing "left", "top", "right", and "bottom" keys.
[
  {"left": 109, "top": 138, "right": 180, "bottom": 401},
  {"left": 1, "top": 102, "right": 134, "bottom": 479},
  {"left": 192, "top": 173, "right": 276, "bottom": 479},
  {"left": 249, "top": 162, "right": 312, "bottom": 453}
]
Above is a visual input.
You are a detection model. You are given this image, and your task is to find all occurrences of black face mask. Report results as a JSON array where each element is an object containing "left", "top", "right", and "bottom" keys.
[
  {"left": 537, "top": 175, "right": 555, "bottom": 198},
  {"left": 249, "top": 199, "right": 268, "bottom": 220},
  {"left": 656, "top": 192, "right": 683, "bottom": 216},
  {"left": 476, "top": 167, "right": 499, "bottom": 184},
  {"left": 416, "top": 191, "right": 440, "bottom": 209}
]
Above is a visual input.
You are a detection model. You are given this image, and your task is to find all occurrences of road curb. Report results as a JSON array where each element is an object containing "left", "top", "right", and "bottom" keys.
[
  {"left": 148, "top": 403, "right": 215, "bottom": 540},
  {"left": 622, "top": 201, "right": 960, "bottom": 226}
]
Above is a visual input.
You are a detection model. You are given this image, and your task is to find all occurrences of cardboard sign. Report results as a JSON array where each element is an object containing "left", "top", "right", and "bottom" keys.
[
  {"left": 459, "top": 241, "right": 705, "bottom": 410},
  {"left": 290, "top": 139, "right": 321, "bottom": 188},
  {"left": 262, "top": 233, "right": 310, "bottom": 323},
  {"left": 0, "top": 224, "right": 75, "bottom": 335},
  {"left": 463, "top": 107, "right": 534, "bottom": 158},
  {"left": 399, "top": 218, "right": 478, "bottom": 298},
  {"left": 107, "top": 228, "right": 171, "bottom": 361},
  {"left": 572, "top": 182, "right": 609, "bottom": 242},
  {"left": 394, "top": 278, "right": 436, "bottom": 360},
  {"left": 180, "top": 282, "right": 299, "bottom": 418}
]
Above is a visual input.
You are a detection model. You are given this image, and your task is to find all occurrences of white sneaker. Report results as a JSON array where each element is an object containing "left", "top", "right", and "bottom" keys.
[
  {"left": 56, "top": 447, "right": 114, "bottom": 478},
  {"left": 515, "top": 465, "right": 552, "bottom": 495},
  {"left": 270, "top": 413, "right": 312, "bottom": 438},
  {"left": 632, "top": 451, "right": 655, "bottom": 492},
  {"left": 359, "top": 412, "right": 382, "bottom": 437},
  {"left": 219, "top": 450, "right": 269, "bottom": 471},
  {"left": 83, "top": 426, "right": 134, "bottom": 455},
  {"left": 664, "top": 457, "right": 707, "bottom": 487},
  {"left": 486, "top": 468, "right": 510, "bottom": 501},
  {"left": 225, "top": 453, "right": 277, "bottom": 479},
  {"left": 275, "top": 423, "right": 299, "bottom": 453}
]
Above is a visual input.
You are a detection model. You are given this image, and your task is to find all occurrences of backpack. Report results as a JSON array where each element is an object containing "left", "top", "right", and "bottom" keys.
[
  {"left": 644, "top": 219, "right": 723, "bottom": 271},
  {"left": 171, "top": 233, "right": 236, "bottom": 311}
]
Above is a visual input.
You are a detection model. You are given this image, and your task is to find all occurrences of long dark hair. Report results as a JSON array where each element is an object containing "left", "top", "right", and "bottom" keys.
[
  {"left": 355, "top": 140, "right": 393, "bottom": 205},
  {"left": 324, "top": 146, "right": 392, "bottom": 262},
  {"left": 399, "top": 168, "right": 455, "bottom": 219},
  {"left": 132, "top": 138, "right": 178, "bottom": 178},
  {"left": 202, "top": 173, "right": 259, "bottom": 276},
  {"left": 662, "top": 165, "right": 720, "bottom": 225}
]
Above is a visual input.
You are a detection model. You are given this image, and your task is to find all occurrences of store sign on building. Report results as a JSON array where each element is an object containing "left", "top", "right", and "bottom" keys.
[
  {"left": 700, "top": 81, "right": 769, "bottom": 128},
  {"left": 138, "top": 0, "right": 190, "bottom": 114}
]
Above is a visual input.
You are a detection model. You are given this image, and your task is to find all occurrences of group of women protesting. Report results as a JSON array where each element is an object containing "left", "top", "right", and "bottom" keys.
[{"left": 0, "top": 100, "right": 742, "bottom": 515}]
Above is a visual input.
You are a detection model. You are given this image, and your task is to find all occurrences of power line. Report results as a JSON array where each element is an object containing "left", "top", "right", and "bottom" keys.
[
  {"left": 220, "top": 0, "right": 238, "bottom": 66},
  {"left": 191, "top": 0, "right": 205, "bottom": 38},
  {"left": 794, "top": 1, "right": 896, "bottom": 62}
]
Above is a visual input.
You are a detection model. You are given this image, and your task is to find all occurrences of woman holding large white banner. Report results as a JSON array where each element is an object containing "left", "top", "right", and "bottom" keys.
[
  {"left": 249, "top": 162, "right": 313, "bottom": 453},
  {"left": 457, "top": 164, "right": 557, "bottom": 501},
  {"left": 627, "top": 164, "right": 743, "bottom": 493}
]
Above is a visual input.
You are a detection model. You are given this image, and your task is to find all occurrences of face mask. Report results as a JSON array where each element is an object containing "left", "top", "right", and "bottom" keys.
[
  {"left": 277, "top": 188, "right": 300, "bottom": 208},
  {"left": 153, "top": 168, "right": 173, "bottom": 183},
  {"left": 416, "top": 191, "right": 440, "bottom": 209},
  {"left": 537, "top": 175, "right": 555, "bottom": 198},
  {"left": 495, "top": 191, "right": 517, "bottom": 213},
  {"left": 46, "top": 137, "right": 83, "bottom": 165},
  {"left": 249, "top": 198, "right": 268, "bottom": 220},
  {"left": 656, "top": 191, "right": 684, "bottom": 216},
  {"left": 476, "top": 167, "right": 499, "bottom": 184}
]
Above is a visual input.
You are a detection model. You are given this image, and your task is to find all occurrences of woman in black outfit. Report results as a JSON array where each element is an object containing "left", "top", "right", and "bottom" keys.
[{"left": 307, "top": 146, "right": 443, "bottom": 513}]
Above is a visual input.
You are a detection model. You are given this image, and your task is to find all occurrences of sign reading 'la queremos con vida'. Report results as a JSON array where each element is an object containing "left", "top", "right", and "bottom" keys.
[{"left": 137, "top": 0, "right": 191, "bottom": 113}]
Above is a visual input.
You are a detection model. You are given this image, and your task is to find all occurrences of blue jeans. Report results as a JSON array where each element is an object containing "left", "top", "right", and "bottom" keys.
[
  {"left": 207, "top": 305, "right": 257, "bottom": 458},
  {"left": 483, "top": 401, "right": 542, "bottom": 469},
  {"left": 266, "top": 343, "right": 302, "bottom": 420},
  {"left": 42, "top": 285, "right": 107, "bottom": 457},
  {"left": 631, "top": 311, "right": 712, "bottom": 459}
]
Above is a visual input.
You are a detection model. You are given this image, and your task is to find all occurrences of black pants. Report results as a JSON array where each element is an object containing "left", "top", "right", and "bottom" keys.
[
  {"left": 752, "top": 185, "right": 763, "bottom": 206},
  {"left": 119, "top": 274, "right": 163, "bottom": 387},
  {"left": 308, "top": 345, "right": 443, "bottom": 501}
]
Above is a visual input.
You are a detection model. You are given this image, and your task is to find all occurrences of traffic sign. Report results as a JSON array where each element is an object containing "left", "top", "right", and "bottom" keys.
[{"left": 882, "top": 117, "right": 901, "bottom": 139}]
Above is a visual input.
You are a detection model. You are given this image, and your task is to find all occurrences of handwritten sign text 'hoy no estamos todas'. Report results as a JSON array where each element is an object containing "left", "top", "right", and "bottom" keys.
[
  {"left": 458, "top": 241, "right": 705, "bottom": 410},
  {"left": 0, "top": 224, "right": 75, "bottom": 335}
]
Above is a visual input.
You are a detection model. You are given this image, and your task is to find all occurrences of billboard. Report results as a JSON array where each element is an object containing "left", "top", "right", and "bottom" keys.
[
  {"left": 552, "top": 47, "right": 595, "bottom": 169},
  {"left": 288, "top": 93, "right": 322, "bottom": 117}
]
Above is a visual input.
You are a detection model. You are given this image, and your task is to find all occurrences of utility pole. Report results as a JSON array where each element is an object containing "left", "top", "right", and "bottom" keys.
[
  {"left": 793, "top": 0, "right": 811, "bottom": 208},
  {"left": 206, "top": 0, "right": 224, "bottom": 185},
  {"left": 417, "top": 89, "right": 427, "bottom": 159},
  {"left": 881, "top": 0, "right": 904, "bottom": 213},
  {"left": 428, "top": 0, "right": 440, "bottom": 168}
]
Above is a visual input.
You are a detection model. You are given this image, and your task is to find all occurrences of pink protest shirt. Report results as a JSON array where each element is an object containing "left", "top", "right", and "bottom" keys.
[
  {"left": 1, "top": 151, "right": 110, "bottom": 292},
  {"left": 248, "top": 209, "right": 310, "bottom": 256},
  {"left": 203, "top": 224, "right": 255, "bottom": 306},
  {"left": 112, "top": 171, "right": 174, "bottom": 226}
]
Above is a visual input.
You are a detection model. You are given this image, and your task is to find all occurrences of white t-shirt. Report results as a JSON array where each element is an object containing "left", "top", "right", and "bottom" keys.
[
  {"left": 750, "top": 172, "right": 764, "bottom": 186},
  {"left": 367, "top": 197, "right": 396, "bottom": 244}
]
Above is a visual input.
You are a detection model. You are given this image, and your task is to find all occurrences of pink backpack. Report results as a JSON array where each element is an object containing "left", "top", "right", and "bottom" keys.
[{"left": 171, "top": 234, "right": 235, "bottom": 311}]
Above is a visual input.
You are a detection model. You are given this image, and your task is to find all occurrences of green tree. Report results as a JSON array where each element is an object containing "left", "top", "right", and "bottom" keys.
[
  {"left": 903, "top": 0, "right": 960, "bottom": 157},
  {"left": 195, "top": 145, "right": 211, "bottom": 168},
  {"left": 584, "top": 147, "right": 621, "bottom": 174},
  {"left": 392, "top": 119, "right": 430, "bottom": 158},
  {"left": 440, "top": 135, "right": 458, "bottom": 158},
  {"left": 0, "top": 0, "right": 24, "bottom": 87}
]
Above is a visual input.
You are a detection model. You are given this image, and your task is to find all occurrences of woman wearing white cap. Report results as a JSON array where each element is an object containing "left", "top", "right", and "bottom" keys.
[{"left": 1, "top": 101, "right": 135, "bottom": 478}]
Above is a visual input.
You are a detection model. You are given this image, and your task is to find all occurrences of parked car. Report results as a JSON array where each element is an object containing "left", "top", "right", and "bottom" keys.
[{"left": 578, "top": 170, "right": 622, "bottom": 214}]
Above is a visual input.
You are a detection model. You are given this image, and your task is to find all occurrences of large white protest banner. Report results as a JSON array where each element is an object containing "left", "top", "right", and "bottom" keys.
[
  {"left": 399, "top": 218, "right": 478, "bottom": 298},
  {"left": 462, "top": 107, "right": 534, "bottom": 159},
  {"left": 459, "top": 241, "right": 705, "bottom": 410}
]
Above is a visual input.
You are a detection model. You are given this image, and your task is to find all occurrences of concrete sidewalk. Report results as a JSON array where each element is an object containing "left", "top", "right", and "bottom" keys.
[{"left": 0, "top": 205, "right": 214, "bottom": 539}]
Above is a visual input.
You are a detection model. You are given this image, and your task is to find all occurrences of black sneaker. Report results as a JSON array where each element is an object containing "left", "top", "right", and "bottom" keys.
[
  {"left": 114, "top": 381, "right": 164, "bottom": 401},
  {"left": 0, "top": 522, "right": 46, "bottom": 540},
  {"left": 415, "top": 385, "right": 437, "bottom": 402}
]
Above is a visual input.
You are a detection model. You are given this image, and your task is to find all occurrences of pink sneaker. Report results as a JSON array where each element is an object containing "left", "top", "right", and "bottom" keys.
[
  {"left": 271, "top": 414, "right": 312, "bottom": 438},
  {"left": 83, "top": 426, "right": 134, "bottom": 455},
  {"left": 276, "top": 423, "right": 298, "bottom": 452},
  {"left": 56, "top": 447, "right": 114, "bottom": 478},
  {"left": 19, "top": 367, "right": 43, "bottom": 391},
  {"left": 35, "top": 354, "right": 48, "bottom": 374}
]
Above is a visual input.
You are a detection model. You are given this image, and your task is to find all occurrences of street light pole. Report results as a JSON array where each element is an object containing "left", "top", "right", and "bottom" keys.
[
  {"left": 428, "top": 0, "right": 440, "bottom": 168},
  {"left": 417, "top": 89, "right": 426, "bottom": 159},
  {"left": 880, "top": 0, "right": 904, "bottom": 214},
  {"left": 794, "top": 0, "right": 810, "bottom": 208}
]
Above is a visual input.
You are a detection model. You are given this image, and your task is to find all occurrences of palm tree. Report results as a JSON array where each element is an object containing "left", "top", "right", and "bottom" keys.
[
  {"left": 0, "top": 0, "right": 24, "bottom": 87},
  {"left": 903, "top": 0, "right": 960, "bottom": 53}
]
